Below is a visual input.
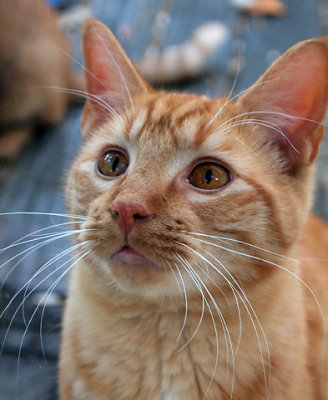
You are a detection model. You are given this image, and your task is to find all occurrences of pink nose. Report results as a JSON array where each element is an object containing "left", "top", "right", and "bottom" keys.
[{"left": 110, "top": 200, "right": 151, "bottom": 231}]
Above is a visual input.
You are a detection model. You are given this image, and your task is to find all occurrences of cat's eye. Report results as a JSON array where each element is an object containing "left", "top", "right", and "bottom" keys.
[
  {"left": 97, "top": 149, "right": 129, "bottom": 177},
  {"left": 188, "top": 162, "right": 230, "bottom": 190}
]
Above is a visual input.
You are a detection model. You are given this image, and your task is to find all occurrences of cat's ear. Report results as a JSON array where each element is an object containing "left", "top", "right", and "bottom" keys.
[
  {"left": 81, "top": 19, "right": 151, "bottom": 138},
  {"left": 237, "top": 38, "right": 328, "bottom": 170}
]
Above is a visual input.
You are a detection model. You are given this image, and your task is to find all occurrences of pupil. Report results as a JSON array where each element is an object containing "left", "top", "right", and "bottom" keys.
[
  {"left": 112, "top": 156, "right": 119, "bottom": 172},
  {"left": 205, "top": 169, "right": 213, "bottom": 184}
]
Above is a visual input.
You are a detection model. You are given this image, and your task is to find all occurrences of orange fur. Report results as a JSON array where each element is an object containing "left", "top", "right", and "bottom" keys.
[{"left": 59, "top": 20, "right": 328, "bottom": 399}]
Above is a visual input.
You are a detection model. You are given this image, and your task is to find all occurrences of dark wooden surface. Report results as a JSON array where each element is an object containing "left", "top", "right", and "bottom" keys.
[{"left": 0, "top": 0, "right": 327, "bottom": 398}]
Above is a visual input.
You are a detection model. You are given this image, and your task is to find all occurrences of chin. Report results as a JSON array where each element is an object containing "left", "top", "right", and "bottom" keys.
[{"left": 104, "top": 256, "right": 178, "bottom": 301}]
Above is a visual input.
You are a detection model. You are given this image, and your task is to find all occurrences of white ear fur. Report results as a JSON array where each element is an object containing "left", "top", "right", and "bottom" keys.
[
  {"left": 81, "top": 19, "right": 150, "bottom": 138},
  {"left": 237, "top": 38, "right": 328, "bottom": 169}
]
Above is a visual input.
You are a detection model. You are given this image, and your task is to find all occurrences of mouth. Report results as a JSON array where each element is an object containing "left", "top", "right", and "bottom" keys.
[{"left": 112, "top": 245, "right": 156, "bottom": 267}]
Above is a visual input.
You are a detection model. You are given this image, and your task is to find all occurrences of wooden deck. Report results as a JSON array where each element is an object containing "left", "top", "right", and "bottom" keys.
[{"left": 0, "top": 0, "right": 327, "bottom": 398}]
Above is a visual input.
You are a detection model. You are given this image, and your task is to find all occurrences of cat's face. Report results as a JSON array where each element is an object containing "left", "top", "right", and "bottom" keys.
[{"left": 66, "top": 20, "right": 328, "bottom": 301}]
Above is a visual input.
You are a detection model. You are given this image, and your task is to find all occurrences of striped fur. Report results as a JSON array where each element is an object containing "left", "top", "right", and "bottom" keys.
[{"left": 60, "top": 20, "right": 328, "bottom": 400}]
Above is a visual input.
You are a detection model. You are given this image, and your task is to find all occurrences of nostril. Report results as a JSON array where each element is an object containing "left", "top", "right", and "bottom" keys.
[
  {"left": 133, "top": 213, "right": 147, "bottom": 221},
  {"left": 111, "top": 209, "right": 119, "bottom": 218}
]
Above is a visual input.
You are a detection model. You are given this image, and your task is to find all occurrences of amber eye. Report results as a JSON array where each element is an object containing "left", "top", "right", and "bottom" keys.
[
  {"left": 97, "top": 149, "right": 129, "bottom": 177},
  {"left": 188, "top": 162, "right": 231, "bottom": 190}
]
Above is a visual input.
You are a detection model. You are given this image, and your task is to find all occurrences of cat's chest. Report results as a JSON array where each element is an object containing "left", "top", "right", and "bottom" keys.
[
  {"left": 157, "top": 391, "right": 180, "bottom": 400},
  {"left": 64, "top": 292, "right": 208, "bottom": 399}
]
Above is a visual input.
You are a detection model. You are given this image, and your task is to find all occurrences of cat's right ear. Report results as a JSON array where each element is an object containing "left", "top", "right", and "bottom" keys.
[{"left": 81, "top": 19, "right": 151, "bottom": 139}]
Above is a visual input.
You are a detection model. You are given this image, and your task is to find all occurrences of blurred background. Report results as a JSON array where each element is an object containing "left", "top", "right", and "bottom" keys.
[{"left": 0, "top": 0, "right": 327, "bottom": 398}]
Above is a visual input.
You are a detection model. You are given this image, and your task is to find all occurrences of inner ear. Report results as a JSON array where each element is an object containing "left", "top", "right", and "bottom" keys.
[
  {"left": 237, "top": 39, "right": 328, "bottom": 169},
  {"left": 81, "top": 19, "right": 151, "bottom": 138}
]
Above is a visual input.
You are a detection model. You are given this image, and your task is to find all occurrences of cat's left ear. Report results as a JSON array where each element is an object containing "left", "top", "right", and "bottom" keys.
[
  {"left": 237, "top": 38, "right": 328, "bottom": 170},
  {"left": 81, "top": 19, "right": 151, "bottom": 138}
]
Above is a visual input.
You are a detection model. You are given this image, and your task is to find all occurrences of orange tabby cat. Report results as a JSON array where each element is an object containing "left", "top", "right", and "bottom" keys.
[
  {"left": 59, "top": 19, "right": 328, "bottom": 400},
  {"left": 0, "top": 0, "right": 82, "bottom": 160}
]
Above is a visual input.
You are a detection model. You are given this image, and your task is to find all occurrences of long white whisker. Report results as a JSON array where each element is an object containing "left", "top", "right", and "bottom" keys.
[
  {"left": 204, "top": 54, "right": 242, "bottom": 132},
  {"left": 174, "top": 264, "right": 189, "bottom": 343},
  {"left": 1, "top": 241, "right": 89, "bottom": 360},
  {"left": 0, "top": 212, "right": 87, "bottom": 220},
  {"left": 179, "top": 256, "right": 225, "bottom": 399},
  {"left": 19, "top": 237, "right": 91, "bottom": 325},
  {"left": 182, "top": 239, "right": 272, "bottom": 394},
  {"left": 38, "top": 249, "right": 91, "bottom": 361},
  {"left": 176, "top": 241, "right": 271, "bottom": 399},
  {"left": 214, "top": 119, "right": 299, "bottom": 154},
  {"left": 0, "top": 227, "right": 92, "bottom": 256},
  {"left": 0, "top": 240, "right": 89, "bottom": 322},
  {"left": 0, "top": 229, "right": 94, "bottom": 292},
  {"left": 194, "top": 256, "right": 242, "bottom": 356},
  {"left": 174, "top": 261, "right": 205, "bottom": 352},
  {"left": 198, "top": 236, "right": 326, "bottom": 381},
  {"left": 0, "top": 229, "right": 93, "bottom": 273},
  {"left": 0, "top": 221, "right": 80, "bottom": 255},
  {"left": 202, "top": 249, "right": 271, "bottom": 399},
  {"left": 197, "top": 237, "right": 325, "bottom": 323},
  {"left": 181, "top": 230, "right": 295, "bottom": 261},
  {"left": 222, "top": 110, "right": 327, "bottom": 130},
  {"left": 16, "top": 249, "right": 91, "bottom": 386},
  {"left": 177, "top": 248, "right": 235, "bottom": 367},
  {"left": 39, "top": 86, "right": 124, "bottom": 122}
]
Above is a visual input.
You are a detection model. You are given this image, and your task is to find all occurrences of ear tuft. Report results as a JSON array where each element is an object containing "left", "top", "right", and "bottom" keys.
[
  {"left": 81, "top": 19, "right": 150, "bottom": 138},
  {"left": 237, "top": 38, "right": 328, "bottom": 169}
]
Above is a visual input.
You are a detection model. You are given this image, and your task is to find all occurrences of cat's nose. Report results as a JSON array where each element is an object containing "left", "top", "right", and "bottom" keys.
[{"left": 110, "top": 200, "right": 152, "bottom": 231}]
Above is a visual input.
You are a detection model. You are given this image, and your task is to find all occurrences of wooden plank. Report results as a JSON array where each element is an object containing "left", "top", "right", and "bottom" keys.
[{"left": 234, "top": 0, "right": 320, "bottom": 94}]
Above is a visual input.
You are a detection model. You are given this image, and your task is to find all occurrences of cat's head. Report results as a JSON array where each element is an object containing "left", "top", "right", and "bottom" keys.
[{"left": 67, "top": 20, "right": 328, "bottom": 301}]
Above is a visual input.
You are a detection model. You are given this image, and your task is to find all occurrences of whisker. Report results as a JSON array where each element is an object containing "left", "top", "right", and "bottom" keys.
[
  {"left": 198, "top": 236, "right": 326, "bottom": 380},
  {"left": 198, "top": 237, "right": 324, "bottom": 320},
  {"left": 1, "top": 241, "right": 89, "bottom": 364},
  {"left": 0, "top": 240, "right": 89, "bottom": 326},
  {"left": 37, "top": 249, "right": 91, "bottom": 362},
  {"left": 214, "top": 119, "right": 299, "bottom": 154},
  {"left": 0, "top": 226, "right": 90, "bottom": 255},
  {"left": 0, "top": 229, "right": 95, "bottom": 290},
  {"left": 176, "top": 246, "right": 235, "bottom": 369},
  {"left": 16, "top": 249, "right": 91, "bottom": 386},
  {"left": 176, "top": 241, "right": 272, "bottom": 399},
  {"left": 205, "top": 77, "right": 328, "bottom": 136},
  {"left": 39, "top": 86, "right": 124, "bottom": 123},
  {"left": 181, "top": 230, "right": 295, "bottom": 261},
  {"left": 178, "top": 256, "right": 225, "bottom": 399},
  {"left": 203, "top": 53, "right": 242, "bottom": 132},
  {"left": 173, "top": 264, "right": 189, "bottom": 343},
  {"left": 202, "top": 249, "right": 271, "bottom": 399},
  {"left": 0, "top": 212, "right": 87, "bottom": 220},
  {"left": 173, "top": 258, "right": 205, "bottom": 352},
  {"left": 223, "top": 110, "right": 328, "bottom": 130}
]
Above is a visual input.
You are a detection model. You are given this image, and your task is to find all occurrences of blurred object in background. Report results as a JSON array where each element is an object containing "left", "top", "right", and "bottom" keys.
[
  {"left": 0, "top": 0, "right": 84, "bottom": 170},
  {"left": 231, "top": 0, "right": 286, "bottom": 17},
  {"left": 137, "top": 22, "right": 229, "bottom": 84},
  {"left": 46, "top": 0, "right": 90, "bottom": 10},
  {"left": 46, "top": 0, "right": 68, "bottom": 8},
  {"left": 59, "top": 4, "right": 92, "bottom": 34}
]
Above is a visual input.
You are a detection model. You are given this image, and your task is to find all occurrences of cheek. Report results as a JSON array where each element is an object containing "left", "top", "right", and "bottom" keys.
[{"left": 66, "top": 161, "right": 117, "bottom": 216}]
